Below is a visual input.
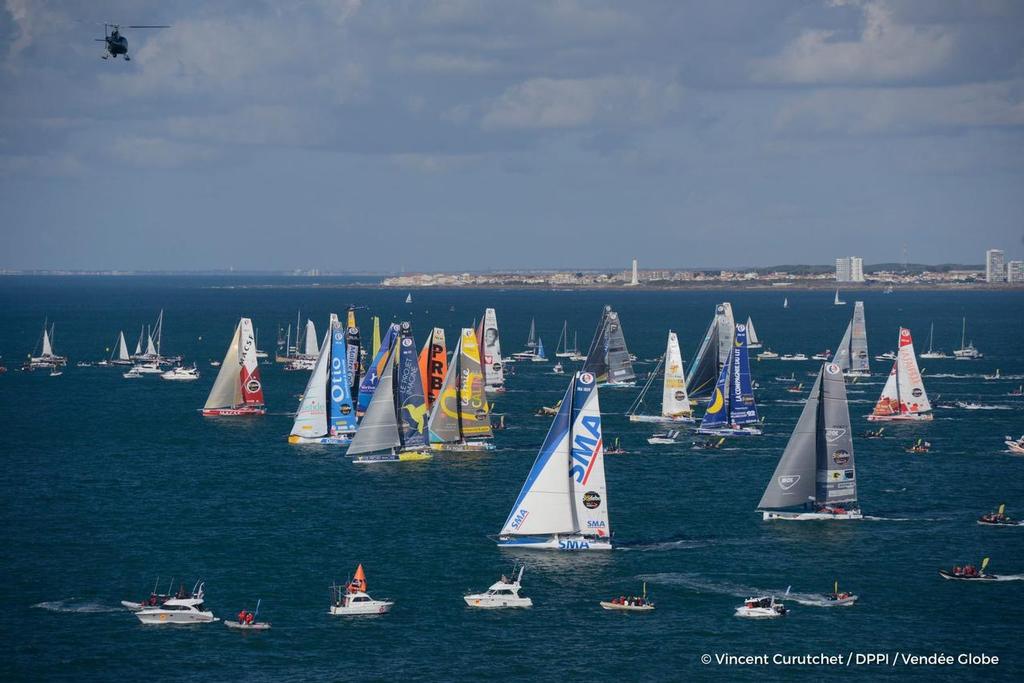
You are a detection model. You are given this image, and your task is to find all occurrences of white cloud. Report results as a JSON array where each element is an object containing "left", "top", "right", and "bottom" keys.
[
  {"left": 774, "top": 81, "right": 1024, "bottom": 134},
  {"left": 752, "top": 1, "right": 957, "bottom": 85},
  {"left": 481, "top": 76, "right": 683, "bottom": 129}
]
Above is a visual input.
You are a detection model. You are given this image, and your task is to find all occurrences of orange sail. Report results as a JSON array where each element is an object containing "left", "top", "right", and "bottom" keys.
[
  {"left": 348, "top": 563, "right": 367, "bottom": 593},
  {"left": 418, "top": 328, "right": 447, "bottom": 408}
]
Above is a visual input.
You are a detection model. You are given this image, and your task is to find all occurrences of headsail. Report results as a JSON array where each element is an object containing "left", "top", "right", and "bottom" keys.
[
  {"left": 116, "top": 331, "right": 129, "bottom": 361},
  {"left": 758, "top": 368, "right": 823, "bottom": 511},
  {"left": 500, "top": 380, "right": 577, "bottom": 536},
  {"left": 357, "top": 323, "right": 399, "bottom": 415},
  {"left": 746, "top": 317, "right": 760, "bottom": 346},
  {"left": 346, "top": 346, "right": 402, "bottom": 456},
  {"left": 205, "top": 322, "right": 243, "bottom": 410},
  {"left": 290, "top": 327, "right": 331, "bottom": 439},
  {"left": 303, "top": 319, "right": 318, "bottom": 356}
]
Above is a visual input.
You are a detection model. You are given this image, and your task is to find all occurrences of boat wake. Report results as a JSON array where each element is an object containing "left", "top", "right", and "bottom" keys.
[
  {"left": 638, "top": 573, "right": 842, "bottom": 607},
  {"left": 617, "top": 538, "right": 712, "bottom": 552},
  {"left": 991, "top": 575, "right": 1024, "bottom": 582},
  {"left": 32, "top": 598, "right": 122, "bottom": 613}
]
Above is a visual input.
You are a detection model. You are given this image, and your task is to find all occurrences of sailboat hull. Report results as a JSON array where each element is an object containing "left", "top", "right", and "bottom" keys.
[
  {"left": 430, "top": 441, "right": 495, "bottom": 452},
  {"left": 866, "top": 413, "right": 933, "bottom": 422},
  {"left": 201, "top": 406, "right": 266, "bottom": 416},
  {"left": 496, "top": 534, "right": 612, "bottom": 551},
  {"left": 288, "top": 434, "right": 352, "bottom": 445},
  {"left": 628, "top": 414, "right": 695, "bottom": 424},
  {"left": 352, "top": 450, "right": 433, "bottom": 464},
  {"left": 601, "top": 381, "right": 636, "bottom": 388},
  {"left": 761, "top": 510, "right": 863, "bottom": 521},
  {"left": 697, "top": 426, "right": 762, "bottom": 436}
]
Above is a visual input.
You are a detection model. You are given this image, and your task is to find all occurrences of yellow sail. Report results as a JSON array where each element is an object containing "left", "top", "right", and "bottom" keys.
[
  {"left": 981, "top": 557, "right": 990, "bottom": 572},
  {"left": 372, "top": 317, "right": 381, "bottom": 357},
  {"left": 998, "top": 503, "right": 1005, "bottom": 516},
  {"left": 347, "top": 309, "right": 357, "bottom": 330}
]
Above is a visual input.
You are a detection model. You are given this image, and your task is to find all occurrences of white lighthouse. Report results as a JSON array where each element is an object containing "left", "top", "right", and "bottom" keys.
[{"left": 628, "top": 258, "right": 639, "bottom": 286}]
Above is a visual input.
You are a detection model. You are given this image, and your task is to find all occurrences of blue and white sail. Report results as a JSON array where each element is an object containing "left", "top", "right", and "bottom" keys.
[
  {"left": 329, "top": 319, "right": 358, "bottom": 438},
  {"left": 396, "top": 323, "right": 427, "bottom": 449},
  {"left": 357, "top": 323, "right": 399, "bottom": 415},
  {"left": 697, "top": 323, "right": 761, "bottom": 436},
  {"left": 498, "top": 371, "right": 611, "bottom": 550}
]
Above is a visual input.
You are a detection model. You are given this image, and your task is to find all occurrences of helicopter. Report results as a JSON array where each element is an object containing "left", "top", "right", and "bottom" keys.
[{"left": 95, "top": 23, "right": 169, "bottom": 61}]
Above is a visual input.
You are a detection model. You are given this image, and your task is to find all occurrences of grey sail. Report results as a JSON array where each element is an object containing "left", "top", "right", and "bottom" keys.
[
  {"left": 817, "top": 363, "right": 857, "bottom": 505},
  {"left": 832, "top": 322, "right": 853, "bottom": 372},
  {"left": 427, "top": 335, "right": 463, "bottom": 444},
  {"left": 604, "top": 310, "right": 635, "bottom": 383},
  {"left": 850, "top": 301, "right": 869, "bottom": 373},
  {"left": 582, "top": 307, "right": 611, "bottom": 380},
  {"left": 687, "top": 303, "right": 734, "bottom": 398},
  {"left": 757, "top": 368, "right": 822, "bottom": 510},
  {"left": 346, "top": 347, "right": 402, "bottom": 455}
]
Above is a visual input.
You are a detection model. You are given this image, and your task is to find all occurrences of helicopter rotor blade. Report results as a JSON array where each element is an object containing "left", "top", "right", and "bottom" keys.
[{"left": 127, "top": 25, "right": 170, "bottom": 29}]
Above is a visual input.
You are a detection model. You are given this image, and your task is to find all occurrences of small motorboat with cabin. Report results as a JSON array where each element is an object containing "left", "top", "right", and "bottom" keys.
[
  {"left": 123, "top": 367, "right": 142, "bottom": 379},
  {"left": 600, "top": 583, "right": 654, "bottom": 612},
  {"left": 648, "top": 429, "right": 683, "bottom": 445},
  {"left": 875, "top": 351, "right": 896, "bottom": 362},
  {"left": 756, "top": 350, "right": 779, "bottom": 360},
  {"left": 464, "top": 566, "right": 532, "bottom": 609},
  {"left": 134, "top": 581, "right": 217, "bottom": 624},
  {"left": 1005, "top": 436, "right": 1024, "bottom": 454},
  {"left": 978, "top": 504, "right": 1022, "bottom": 527},
  {"left": 735, "top": 594, "right": 788, "bottom": 619},
  {"left": 779, "top": 353, "right": 808, "bottom": 361},
  {"left": 939, "top": 558, "right": 997, "bottom": 581},
  {"left": 811, "top": 350, "right": 831, "bottom": 361},
  {"left": 329, "top": 564, "right": 393, "bottom": 615},
  {"left": 161, "top": 364, "right": 199, "bottom": 381},
  {"left": 132, "top": 361, "right": 164, "bottom": 375}
]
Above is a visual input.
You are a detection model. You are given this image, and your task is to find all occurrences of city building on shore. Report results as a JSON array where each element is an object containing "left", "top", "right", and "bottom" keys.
[
  {"left": 986, "top": 249, "right": 1006, "bottom": 283},
  {"left": 835, "top": 256, "right": 864, "bottom": 283}
]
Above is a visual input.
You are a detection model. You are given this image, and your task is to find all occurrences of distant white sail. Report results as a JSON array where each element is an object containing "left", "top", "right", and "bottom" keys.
[
  {"left": 745, "top": 317, "right": 760, "bottom": 347},
  {"left": 41, "top": 326, "right": 53, "bottom": 357},
  {"left": 116, "top": 331, "right": 129, "bottom": 361},
  {"left": 303, "top": 319, "right": 318, "bottom": 356}
]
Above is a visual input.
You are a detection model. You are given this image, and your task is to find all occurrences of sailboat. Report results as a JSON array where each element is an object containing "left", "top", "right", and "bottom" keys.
[
  {"left": 418, "top": 328, "right": 447, "bottom": 408},
  {"left": 831, "top": 302, "right": 870, "bottom": 377},
  {"left": 834, "top": 289, "right": 847, "bottom": 306},
  {"left": 758, "top": 363, "right": 862, "bottom": 520},
  {"left": 745, "top": 317, "right": 763, "bottom": 349},
  {"left": 953, "top": 317, "right": 983, "bottom": 359},
  {"left": 783, "top": 297, "right": 789, "bottom": 309},
  {"left": 202, "top": 317, "right": 266, "bottom": 416},
  {"left": 481, "top": 308, "right": 505, "bottom": 392},
  {"left": 627, "top": 331, "right": 693, "bottom": 423},
  {"left": 696, "top": 323, "right": 761, "bottom": 436},
  {"left": 531, "top": 337, "right": 548, "bottom": 362},
  {"left": 27, "top": 320, "right": 66, "bottom": 369},
  {"left": 288, "top": 315, "right": 358, "bottom": 444},
  {"left": 357, "top": 323, "right": 400, "bottom": 417},
  {"left": 686, "top": 303, "right": 735, "bottom": 399},
  {"left": 344, "top": 309, "right": 362, "bottom": 400},
  {"left": 496, "top": 371, "right": 611, "bottom": 550},
  {"left": 102, "top": 330, "right": 132, "bottom": 366},
  {"left": 511, "top": 318, "right": 539, "bottom": 361},
  {"left": 405, "top": 293, "right": 413, "bottom": 304},
  {"left": 867, "top": 328, "right": 933, "bottom": 422},
  {"left": 555, "top": 321, "right": 576, "bottom": 358},
  {"left": 919, "top": 322, "right": 950, "bottom": 359},
  {"left": 347, "top": 322, "right": 431, "bottom": 463},
  {"left": 581, "top": 306, "right": 636, "bottom": 387},
  {"left": 427, "top": 328, "right": 495, "bottom": 452}
]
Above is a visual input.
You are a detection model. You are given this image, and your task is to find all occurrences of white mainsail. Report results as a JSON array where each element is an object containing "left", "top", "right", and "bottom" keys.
[
  {"left": 745, "top": 317, "right": 761, "bottom": 347},
  {"left": 570, "top": 373, "right": 610, "bottom": 538},
  {"left": 482, "top": 308, "right": 504, "bottom": 390},
  {"left": 662, "top": 331, "right": 692, "bottom": 418},
  {"left": 145, "top": 330, "right": 156, "bottom": 356},
  {"left": 303, "top": 319, "right": 318, "bottom": 356},
  {"left": 116, "top": 331, "right": 129, "bottom": 361},
  {"left": 205, "top": 322, "right": 243, "bottom": 410},
  {"left": 869, "top": 328, "right": 931, "bottom": 420},
  {"left": 41, "top": 326, "right": 53, "bottom": 357},
  {"left": 290, "top": 326, "right": 331, "bottom": 439}
]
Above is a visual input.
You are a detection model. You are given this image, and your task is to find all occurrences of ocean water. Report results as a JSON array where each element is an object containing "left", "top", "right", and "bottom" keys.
[{"left": 1, "top": 277, "right": 1023, "bottom": 682}]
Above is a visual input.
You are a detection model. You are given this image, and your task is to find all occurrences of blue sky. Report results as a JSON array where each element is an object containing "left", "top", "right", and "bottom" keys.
[{"left": 1, "top": 0, "right": 1022, "bottom": 271}]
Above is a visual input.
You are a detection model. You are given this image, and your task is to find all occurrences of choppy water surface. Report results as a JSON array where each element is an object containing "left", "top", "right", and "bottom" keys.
[{"left": 2, "top": 277, "right": 1022, "bottom": 681}]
